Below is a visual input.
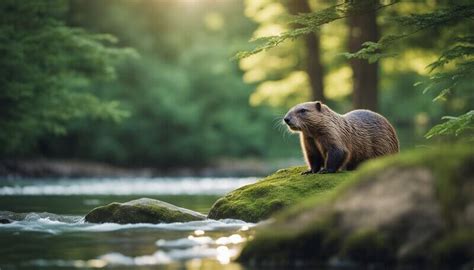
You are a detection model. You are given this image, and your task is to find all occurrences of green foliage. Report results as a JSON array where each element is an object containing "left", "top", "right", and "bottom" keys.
[
  {"left": 343, "top": 2, "right": 474, "bottom": 121},
  {"left": 235, "top": 1, "right": 395, "bottom": 60},
  {"left": 0, "top": 0, "right": 135, "bottom": 154},
  {"left": 240, "top": 0, "right": 358, "bottom": 109},
  {"left": 345, "top": 4, "right": 474, "bottom": 62},
  {"left": 6, "top": 0, "right": 472, "bottom": 165},
  {"left": 425, "top": 111, "right": 474, "bottom": 139},
  {"left": 31, "top": 0, "right": 299, "bottom": 166},
  {"left": 421, "top": 35, "right": 474, "bottom": 139},
  {"left": 237, "top": 0, "right": 474, "bottom": 142},
  {"left": 330, "top": 2, "right": 474, "bottom": 140}
]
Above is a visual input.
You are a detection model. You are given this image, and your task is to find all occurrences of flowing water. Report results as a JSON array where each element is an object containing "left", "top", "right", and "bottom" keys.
[{"left": 0, "top": 177, "right": 258, "bottom": 270}]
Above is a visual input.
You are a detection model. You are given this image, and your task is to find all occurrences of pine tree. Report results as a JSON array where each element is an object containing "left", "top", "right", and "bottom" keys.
[
  {"left": 347, "top": 0, "right": 378, "bottom": 111},
  {"left": 287, "top": 0, "right": 325, "bottom": 102},
  {"left": 0, "top": 1, "right": 136, "bottom": 154}
]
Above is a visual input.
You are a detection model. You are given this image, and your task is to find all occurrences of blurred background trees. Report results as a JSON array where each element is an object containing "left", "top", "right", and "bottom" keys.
[
  {"left": 1, "top": 0, "right": 472, "bottom": 170},
  {"left": 0, "top": 1, "right": 134, "bottom": 155},
  {"left": 1, "top": 0, "right": 299, "bottom": 168},
  {"left": 348, "top": 0, "right": 378, "bottom": 111},
  {"left": 239, "top": 0, "right": 473, "bottom": 143}
]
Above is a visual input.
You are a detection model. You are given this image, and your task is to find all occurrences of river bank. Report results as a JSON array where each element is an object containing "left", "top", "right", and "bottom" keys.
[{"left": 0, "top": 158, "right": 302, "bottom": 179}]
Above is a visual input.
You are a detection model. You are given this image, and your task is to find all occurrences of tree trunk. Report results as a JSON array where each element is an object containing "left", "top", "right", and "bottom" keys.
[
  {"left": 287, "top": 0, "right": 325, "bottom": 102},
  {"left": 348, "top": 1, "right": 378, "bottom": 111}
]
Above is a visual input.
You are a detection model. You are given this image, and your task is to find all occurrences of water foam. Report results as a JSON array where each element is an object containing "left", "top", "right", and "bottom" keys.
[{"left": 0, "top": 211, "right": 254, "bottom": 235}]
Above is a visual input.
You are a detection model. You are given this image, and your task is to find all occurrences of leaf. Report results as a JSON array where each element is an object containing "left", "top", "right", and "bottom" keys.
[
  {"left": 432, "top": 88, "right": 451, "bottom": 102},
  {"left": 413, "top": 81, "right": 423, "bottom": 87},
  {"left": 422, "top": 84, "right": 433, "bottom": 94}
]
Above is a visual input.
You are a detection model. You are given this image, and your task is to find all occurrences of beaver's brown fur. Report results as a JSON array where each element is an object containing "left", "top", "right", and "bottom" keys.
[{"left": 284, "top": 101, "right": 399, "bottom": 174}]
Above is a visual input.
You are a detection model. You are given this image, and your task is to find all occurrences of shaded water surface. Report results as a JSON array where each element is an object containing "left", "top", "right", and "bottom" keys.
[{"left": 0, "top": 177, "right": 257, "bottom": 270}]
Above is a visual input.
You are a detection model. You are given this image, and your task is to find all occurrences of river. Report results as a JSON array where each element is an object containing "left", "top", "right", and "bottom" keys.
[{"left": 0, "top": 177, "right": 258, "bottom": 270}]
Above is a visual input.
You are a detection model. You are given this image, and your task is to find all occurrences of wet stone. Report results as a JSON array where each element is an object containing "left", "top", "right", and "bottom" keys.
[
  {"left": 85, "top": 198, "right": 207, "bottom": 224},
  {"left": 0, "top": 218, "right": 12, "bottom": 224}
]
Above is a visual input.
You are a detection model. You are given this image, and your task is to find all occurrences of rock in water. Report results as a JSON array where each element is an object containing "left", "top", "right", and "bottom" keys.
[
  {"left": 0, "top": 218, "right": 12, "bottom": 224},
  {"left": 85, "top": 198, "right": 206, "bottom": 224}
]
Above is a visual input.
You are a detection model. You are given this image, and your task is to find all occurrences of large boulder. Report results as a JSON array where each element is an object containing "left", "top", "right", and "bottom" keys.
[
  {"left": 238, "top": 145, "right": 474, "bottom": 268},
  {"left": 85, "top": 198, "right": 206, "bottom": 224},
  {"left": 208, "top": 167, "right": 352, "bottom": 222}
]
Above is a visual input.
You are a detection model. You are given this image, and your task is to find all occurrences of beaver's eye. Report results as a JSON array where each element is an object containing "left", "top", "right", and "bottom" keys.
[{"left": 297, "top": 108, "right": 308, "bottom": 114}]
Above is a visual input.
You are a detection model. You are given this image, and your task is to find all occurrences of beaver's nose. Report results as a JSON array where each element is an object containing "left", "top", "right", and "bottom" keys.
[{"left": 284, "top": 117, "right": 291, "bottom": 124}]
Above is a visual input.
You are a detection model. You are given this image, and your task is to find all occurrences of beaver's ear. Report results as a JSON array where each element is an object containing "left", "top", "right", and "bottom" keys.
[{"left": 315, "top": 101, "right": 322, "bottom": 112}]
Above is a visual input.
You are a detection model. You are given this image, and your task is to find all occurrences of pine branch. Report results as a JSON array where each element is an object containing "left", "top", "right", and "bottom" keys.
[
  {"left": 425, "top": 111, "right": 474, "bottom": 139},
  {"left": 234, "top": 0, "right": 398, "bottom": 60},
  {"left": 427, "top": 36, "right": 474, "bottom": 72},
  {"left": 345, "top": 4, "right": 474, "bottom": 61},
  {"left": 417, "top": 36, "right": 474, "bottom": 100}
]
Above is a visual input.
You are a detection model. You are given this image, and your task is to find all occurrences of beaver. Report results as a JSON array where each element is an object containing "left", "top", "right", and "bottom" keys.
[{"left": 284, "top": 101, "right": 399, "bottom": 174}]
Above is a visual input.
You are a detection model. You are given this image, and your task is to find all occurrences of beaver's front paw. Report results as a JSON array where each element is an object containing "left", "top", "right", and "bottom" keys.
[
  {"left": 301, "top": 170, "right": 315, "bottom": 175},
  {"left": 317, "top": 168, "right": 328, "bottom": 174},
  {"left": 318, "top": 168, "right": 337, "bottom": 174}
]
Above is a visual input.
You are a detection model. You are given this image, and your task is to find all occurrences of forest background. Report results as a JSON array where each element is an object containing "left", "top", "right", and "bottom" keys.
[{"left": 1, "top": 0, "right": 472, "bottom": 173}]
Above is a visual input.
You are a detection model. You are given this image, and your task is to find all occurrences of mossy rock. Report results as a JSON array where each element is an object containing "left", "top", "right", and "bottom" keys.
[
  {"left": 85, "top": 198, "right": 206, "bottom": 224},
  {"left": 238, "top": 145, "right": 474, "bottom": 268},
  {"left": 207, "top": 166, "right": 352, "bottom": 222}
]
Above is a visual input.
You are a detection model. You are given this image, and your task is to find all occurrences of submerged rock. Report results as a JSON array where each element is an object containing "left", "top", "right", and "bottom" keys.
[
  {"left": 85, "top": 198, "right": 206, "bottom": 224},
  {"left": 208, "top": 166, "right": 352, "bottom": 222},
  {"left": 238, "top": 145, "right": 474, "bottom": 268},
  {"left": 0, "top": 218, "right": 12, "bottom": 224}
]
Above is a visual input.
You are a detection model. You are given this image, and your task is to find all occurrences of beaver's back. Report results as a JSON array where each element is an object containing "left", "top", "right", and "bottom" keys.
[{"left": 342, "top": 109, "right": 399, "bottom": 169}]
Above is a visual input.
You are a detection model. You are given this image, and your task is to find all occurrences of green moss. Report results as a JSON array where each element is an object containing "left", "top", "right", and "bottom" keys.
[
  {"left": 238, "top": 144, "right": 474, "bottom": 267},
  {"left": 207, "top": 166, "right": 352, "bottom": 222}
]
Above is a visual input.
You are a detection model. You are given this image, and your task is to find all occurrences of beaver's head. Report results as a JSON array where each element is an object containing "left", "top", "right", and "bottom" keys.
[{"left": 283, "top": 101, "right": 325, "bottom": 133}]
